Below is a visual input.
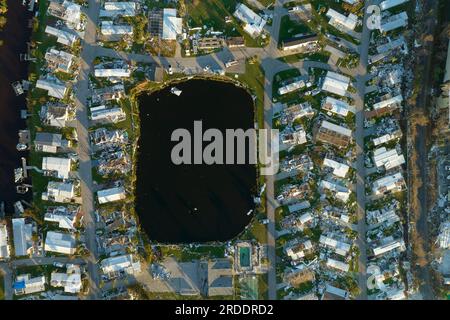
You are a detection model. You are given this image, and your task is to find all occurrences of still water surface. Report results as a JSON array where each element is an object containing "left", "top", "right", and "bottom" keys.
[{"left": 136, "top": 79, "right": 257, "bottom": 243}]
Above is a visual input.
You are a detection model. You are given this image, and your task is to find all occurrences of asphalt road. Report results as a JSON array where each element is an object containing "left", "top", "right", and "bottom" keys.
[
  {"left": 351, "top": 0, "right": 379, "bottom": 300},
  {"left": 73, "top": 0, "right": 103, "bottom": 299}
]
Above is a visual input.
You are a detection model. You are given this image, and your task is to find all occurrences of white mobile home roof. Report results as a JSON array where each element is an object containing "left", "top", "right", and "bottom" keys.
[
  {"left": 326, "top": 258, "right": 349, "bottom": 272},
  {"left": 319, "top": 235, "right": 351, "bottom": 256},
  {"left": 372, "top": 209, "right": 400, "bottom": 225},
  {"left": 45, "top": 181, "right": 75, "bottom": 202},
  {"left": 372, "top": 172, "right": 405, "bottom": 195},
  {"left": 104, "top": 1, "right": 136, "bottom": 11},
  {"left": 380, "top": 0, "right": 409, "bottom": 11},
  {"left": 373, "top": 134, "right": 392, "bottom": 146},
  {"left": 281, "top": 126, "right": 307, "bottom": 146},
  {"left": 42, "top": 157, "right": 71, "bottom": 179},
  {"left": 45, "top": 231, "right": 76, "bottom": 255},
  {"left": 373, "top": 132, "right": 401, "bottom": 146},
  {"left": 321, "top": 120, "right": 352, "bottom": 137},
  {"left": 299, "top": 212, "right": 313, "bottom": 225},
  {"left": 288, "top": 201, "right": 311, "bottom": 213},
  {"left": 94, "top": 68, "right": 131, "bottom": 78},
  {"left": 12, "top": 218, "right": 31, "bottom": 257},
  {"left": 97, "top": 186, "right": 126, "bottom": 204},
  {"left": 91, "top": 107, "right": 125, "bottom": 122},
  {"left": 36, "top": 79, "right": 68, "bottom": 99},
  {"left": 45, "top": 48, "right": 75, "bottom": 72},
  {"left": 380, "top": 12, "right": 408, "bottom": 33},
  {"left": 322, "top": 96, "right": 354, "bottom": 116},
  {"left": 325, "top": 284, "right": 348, "bottom": 299},
  {"left": 101, "top": 21, "right": 133, "bottom": 35},
  {"left": 373, "top": 147, "right": 405, "bottom": 170},
  {"left": 51, "top": 272, "right": 82, "bottom": 293},
  {"left": 373, "top": 239, "right": 405, "bottom": 256},
  {"left": 15, "top": 274, "right": 46, "bottom": 294},
  {"left": 322, "top": 71, "right": 350, "bottom": 97},
  {"left": 101, "top": 254, "right": 141, "bottom": 274},
  {"left": 45, "top": 26, "right": 77, "bottom": 46},
  {"left": 323, "top": 158, "right": 350, "bottom": 178},
  {"left": 278, "top": 79, "right": 305, "bottom": 95},
  {"left": 319, "top": 180, "right": 351, "bottom": 203},
  {"left": 233, "top": 3, "right": 266, "bottom": 37},
  {"left": 64, "top": 1, "right": 82, "bottom": 24},
  {"left": 44, "top": 213, "right": 76, "bottom": 230},
  {"left": 48, "top": 0, "right": 82, "bottom": 28},
  {"left": 35, "top": 132, "right": 63, "bottom": 148},
  {"left": 100, "top": 1, "right": 137, "bottom": 18},
  {"left": 373, "top": 95, "right": 403, "bottom": 110},
  {"left": 101, "top": 254, "right": 132, "bottom": 273},
  {"left": 326, "top": 8, "right": 358, "bottom": 30},
  {"left": 162, "top": 8, "right": 182, "bottom": 40},
  {"left": 376, "top": 36, "right": 406, "bottom": 54},
  {"left": 286, "top": 240, "right": 312, "bottom": 260}
]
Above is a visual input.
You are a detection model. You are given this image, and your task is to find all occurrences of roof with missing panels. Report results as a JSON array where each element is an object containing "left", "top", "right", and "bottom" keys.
[{"left": 35, "top": 132, "right": 63, "bottom": 146}]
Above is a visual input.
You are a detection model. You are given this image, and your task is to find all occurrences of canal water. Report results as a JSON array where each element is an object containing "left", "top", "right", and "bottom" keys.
[
  {"left": 0, "top": 0, "right": 33, "bottom": 213},
  {"left": 136, "top": 79, "right": 257, "bottom": 243}
]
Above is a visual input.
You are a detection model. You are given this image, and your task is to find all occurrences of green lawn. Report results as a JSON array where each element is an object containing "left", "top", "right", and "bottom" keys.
[
  {"left": 26, "top": 0, "right": 76, "bottom": 211},
  {"left": 248, "top": 220, "right": 268, "bottom": 243},
  {"left": 277, "top": 50, "right": 330, "bottom": 64},
  {"left": 227, "top": 59, "right": 266, "bottom": 195},
  {"left": 258, "top": 0, "right": 274, "bottom": 7},
  {"left": 185, "top": 0, "right": 269, "bottom": 47},
  {"left": 185, "top": 0, "right": 240, "bottom": 32},
  {"left": 278, "top": 15, "right": 312, "bottom": 45},
  {"left": 295, "top": 0, "right": 361, "bottom": 45},
  {"left": 272, "top": 68, "right": 303, "bottom": 103},
  {"left": 238, "top": 275, "right": 259, "bottom": 299},
  {"left": 228, "top": 60, "right": 265, "bottom": 129},
  {"left": 159, "top": 245, "right": 226, "bottom": 262},
  {"left": 146, "top": 291, "right": 202, "bottom": 300}
]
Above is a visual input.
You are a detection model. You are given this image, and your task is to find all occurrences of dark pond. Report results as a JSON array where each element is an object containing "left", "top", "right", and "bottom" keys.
[
  {"left": 136, "top": 79, "right": 257, "bottom": 243},
  {"left": 0, "top": 0, "right": 33, "bottom": 213}
]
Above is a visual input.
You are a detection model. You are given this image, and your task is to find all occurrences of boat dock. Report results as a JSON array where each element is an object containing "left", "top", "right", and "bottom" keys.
[
  {"left": 17, "top": 129, "right": 30, "bottom": 150},
  {"left": 21, "top": 110, "right": 31, "bottom": 119}
]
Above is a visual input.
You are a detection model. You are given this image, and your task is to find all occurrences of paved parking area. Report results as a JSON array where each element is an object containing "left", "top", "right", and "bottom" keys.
[{"left": 138, "top": 257, "right": 206, "bottom": 296}]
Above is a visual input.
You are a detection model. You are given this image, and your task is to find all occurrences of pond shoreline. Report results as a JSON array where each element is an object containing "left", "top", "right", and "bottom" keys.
[
  {"left": 127, "top": 74, "right": 266, "bottom": 246},
  {"left": 131, "top": 78, "right": 258, "bottom": 243}
]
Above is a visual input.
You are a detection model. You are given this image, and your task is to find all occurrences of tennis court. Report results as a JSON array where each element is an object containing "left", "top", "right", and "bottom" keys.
[{"left": 239, "top": 275, "right": 258, "bottom": 300}]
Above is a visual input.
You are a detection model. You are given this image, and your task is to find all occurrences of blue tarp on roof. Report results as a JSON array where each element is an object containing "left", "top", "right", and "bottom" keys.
[{"left": 13, "top": 280, "right": 26, "bottom": 289}]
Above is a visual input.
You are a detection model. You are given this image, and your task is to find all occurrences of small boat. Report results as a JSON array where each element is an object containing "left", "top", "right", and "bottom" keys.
[
  {"left": 12, "top": 81, "right": 24, "bottom": 96},
  {"left": 246, "top": 209, "right": 253, "bottom": 216},
  {"left": 17, "top": 185, "right": 29, "bottom": 194},
  {"left": 16, "top": 143, "right": 27, "bottom": 151},
  {"left": 14, "top": 168, "right": 24, "bottom": 183},
  {"left": 14, "top": 201, "right": 24, "bottom": 215},
  {"left": 170, "top": 87, "right": 182, "bottom": 96}
]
